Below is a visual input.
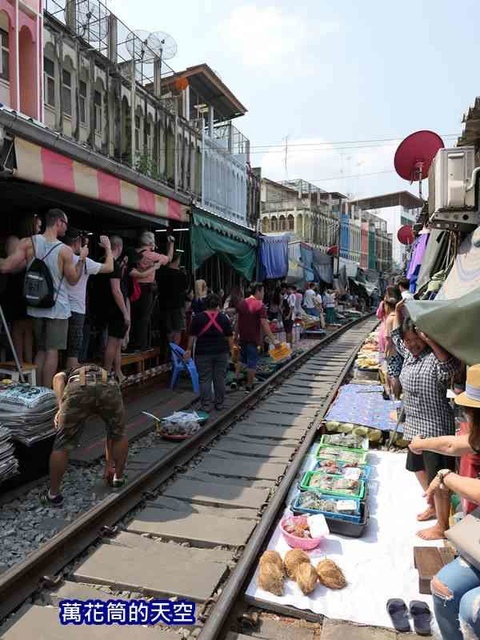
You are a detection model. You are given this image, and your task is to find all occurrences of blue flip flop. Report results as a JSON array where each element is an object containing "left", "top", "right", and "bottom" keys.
[
  {"left": 387, "top": 599, "right": 411, "bottom": 633},
  {"left": 409, "top": 600, "right": 432, "bottom": 636}
]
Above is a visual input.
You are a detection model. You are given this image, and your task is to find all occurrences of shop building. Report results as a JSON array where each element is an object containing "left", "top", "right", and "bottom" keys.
[
  {"left": 350, "top": 191, "right": 423, "bottom": 270},
  {"left": 260, "top": 178, "right": 339, "bottom": 251},
  {"left": 0, "top": 0, "right": 260, "bottom": 290}
]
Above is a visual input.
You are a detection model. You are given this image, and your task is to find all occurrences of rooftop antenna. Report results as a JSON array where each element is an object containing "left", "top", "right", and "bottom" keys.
[
  {"left": 394, "top": 130, "right": 444, "bottom": 200},
  {"left": 124, "top": 29, "right": 177, "bottom": 166},
  {"left": 73, "top": 0, "right": 109, "bottom": 43}
]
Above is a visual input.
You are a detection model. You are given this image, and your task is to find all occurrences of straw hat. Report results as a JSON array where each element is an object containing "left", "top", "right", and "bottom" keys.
[{"left": 455, "top": 364, "right": 480, "bottom": 408}]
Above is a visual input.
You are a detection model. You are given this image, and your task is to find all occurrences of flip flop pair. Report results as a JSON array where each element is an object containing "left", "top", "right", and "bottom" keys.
[{"left": 386, "top": 599, "right": 432, "bottom": 635}]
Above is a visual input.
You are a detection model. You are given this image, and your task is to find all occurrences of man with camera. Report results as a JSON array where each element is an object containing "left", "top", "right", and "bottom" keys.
[{"left": 63, "top": 228, "right": 114, "bottom": 369}]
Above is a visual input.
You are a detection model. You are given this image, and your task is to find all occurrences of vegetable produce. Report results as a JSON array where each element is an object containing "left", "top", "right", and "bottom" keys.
[
  {"left": 295, "top": 562, "right": 318, "bottom": 595},
  {"left": 297, "top": 491, "right": 358, "bottom": 515},
  {"left": 308, "top": 473, "right": 360, "bottom": 495},
  {"left": 282, "top": 516, "right": 312, "bottom": 539},
  {"left": 318, "top": 447, "right": 366, "bottom": 465},
  {"left": 323, "top": 433, "right": 365, "bottom": 449},
  {"left": 259, "top": 550, "right": 284, "bottom": 573},
  {"left": 284, "top": 549, "right": 310, "bottom": 579},
  {"left": 258, "top": 561, "right": 284, "bottom": 596},
  {"left": 316, "top": 559, "right": 347, "bottom": 589}
]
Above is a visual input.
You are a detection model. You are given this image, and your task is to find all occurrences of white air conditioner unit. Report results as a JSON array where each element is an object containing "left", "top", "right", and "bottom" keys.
[{"left": 428, "top": 147, "right": 480, "bottom": 230}]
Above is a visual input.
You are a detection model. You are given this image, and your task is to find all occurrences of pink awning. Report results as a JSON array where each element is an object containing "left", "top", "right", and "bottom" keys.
[{"left": 14, "top": 137, "right": 189, "bottom": 223}]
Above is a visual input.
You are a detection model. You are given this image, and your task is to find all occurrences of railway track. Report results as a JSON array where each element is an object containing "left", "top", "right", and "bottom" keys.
[{"left": 0, "top": 316, "right": 378, "bottom": 639}]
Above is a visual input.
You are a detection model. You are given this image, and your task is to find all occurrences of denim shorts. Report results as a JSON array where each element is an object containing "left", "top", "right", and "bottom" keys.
[{"left": 240, "top": 342, "right": 259, "bottom": 370}]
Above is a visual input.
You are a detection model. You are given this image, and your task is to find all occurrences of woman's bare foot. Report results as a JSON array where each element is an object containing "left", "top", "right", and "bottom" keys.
[
  {"left": 417, "top": 506, "right": 436, "bottom": 522},
  {"left": 417, "top": 524, "right": 446, "bottom": 540}
]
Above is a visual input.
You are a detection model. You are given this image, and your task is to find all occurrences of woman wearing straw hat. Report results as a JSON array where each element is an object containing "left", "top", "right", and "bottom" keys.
[{"left": 409, "top": 364, "right": 480, "bottom": 640}]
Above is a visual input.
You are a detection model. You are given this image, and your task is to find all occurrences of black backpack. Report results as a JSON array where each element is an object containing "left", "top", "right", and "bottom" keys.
[{"left": 24, "top": 238, "right": 62, "bottom": 308}]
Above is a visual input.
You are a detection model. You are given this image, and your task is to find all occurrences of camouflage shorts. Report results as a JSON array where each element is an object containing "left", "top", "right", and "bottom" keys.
[{"left": 53, "top": 381, "right": 126, "bottom": 451}]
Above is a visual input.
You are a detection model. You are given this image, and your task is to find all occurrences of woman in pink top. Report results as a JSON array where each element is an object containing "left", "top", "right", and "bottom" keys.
[{"left": 377, "top": 285, "right": 401, "bottom": 353}]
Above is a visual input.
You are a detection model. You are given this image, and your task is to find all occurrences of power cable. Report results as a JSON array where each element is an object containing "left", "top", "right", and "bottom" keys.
[{"left": 249, "top": 133, "right": 459, "bottom": 150}]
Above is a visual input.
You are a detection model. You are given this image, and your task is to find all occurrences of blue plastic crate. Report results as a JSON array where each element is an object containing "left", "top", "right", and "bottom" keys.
[{"left": 290, "top": 491, "right": 362, "bottom": 524}]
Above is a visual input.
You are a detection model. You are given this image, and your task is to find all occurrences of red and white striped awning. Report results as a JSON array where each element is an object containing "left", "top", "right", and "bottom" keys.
[{"left": 14, "top": 138, "right": 189, "bottom": 223}]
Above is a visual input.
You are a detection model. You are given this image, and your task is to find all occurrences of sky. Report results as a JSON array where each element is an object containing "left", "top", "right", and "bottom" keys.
[{"left": 108, "top": 0, "right": 480, "bottom": 199}]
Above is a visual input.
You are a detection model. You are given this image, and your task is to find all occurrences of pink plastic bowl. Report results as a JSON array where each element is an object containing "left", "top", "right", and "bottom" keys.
[{"left": 280, "top": 515, "right": 323, "bottom": 550}]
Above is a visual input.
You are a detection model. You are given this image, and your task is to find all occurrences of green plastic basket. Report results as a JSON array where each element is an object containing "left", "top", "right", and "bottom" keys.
[
  {"left": 299, "top": 470, "right": 366, "bottom": 500},
  {"left": 314, "top": 444, "right": 368, "bottom": 466},
  {"left": 319, "top": 433, "right": 369, "bottom": 451}
]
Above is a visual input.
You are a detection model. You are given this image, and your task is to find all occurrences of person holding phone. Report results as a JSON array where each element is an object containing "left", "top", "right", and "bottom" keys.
[{"left": 130, "top": 231, "right": 174, "bottom": 351}]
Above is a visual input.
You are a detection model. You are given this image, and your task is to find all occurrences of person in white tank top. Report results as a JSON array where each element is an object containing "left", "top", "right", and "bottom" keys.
[{"left": 0, "top": 209, "right": 88, "bottom": 387}]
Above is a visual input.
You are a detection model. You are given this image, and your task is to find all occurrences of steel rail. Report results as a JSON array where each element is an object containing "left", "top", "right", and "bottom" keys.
[
  {"left": 0, "top": 314, "right": 373, "bottom": 622},
  {"left": 198, "top": 322, "right": 373, "bottom": 640}
]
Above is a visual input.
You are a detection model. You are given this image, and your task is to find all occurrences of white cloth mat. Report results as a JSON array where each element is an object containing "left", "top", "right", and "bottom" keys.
[{"left": 246, "top": 450, "right": 442, "bottom": 630}]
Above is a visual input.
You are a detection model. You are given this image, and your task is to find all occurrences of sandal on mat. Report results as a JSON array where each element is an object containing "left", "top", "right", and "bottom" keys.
[
  {"left": 386, "top": 599, "right": 411, "bottom": 633},
  {"left": 409, "top": 600, "right": 432, "bottom": 636}
]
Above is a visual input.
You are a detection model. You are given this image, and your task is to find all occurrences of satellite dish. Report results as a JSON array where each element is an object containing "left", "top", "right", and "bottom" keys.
[
  {"left": 150, "top": 31, "right": 178, "bottom": 61},
  {"left": 397, "top": 225, "right": 414, "bottom": 245},
  {"left": 126, "top": 30, "right": 161, "bottom": 61},
  {"left": 74, "top": 0, "right": 109, "bottom": 41},
  {"left": 394, "top": 130, "right": 444, "bottom": 198}
]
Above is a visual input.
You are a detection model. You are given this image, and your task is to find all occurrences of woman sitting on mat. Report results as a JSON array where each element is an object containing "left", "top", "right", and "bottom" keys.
[
  {"left": 409, "top": 365, "right": 480, "bottom": 640},
  {"left": 391, "top": 299, "right": 460, "bottom": 540}
]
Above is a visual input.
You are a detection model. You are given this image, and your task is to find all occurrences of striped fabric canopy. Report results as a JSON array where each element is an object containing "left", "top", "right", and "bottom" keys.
[{"left": 14, "top": 138, "right": 189, "bottom": 223}]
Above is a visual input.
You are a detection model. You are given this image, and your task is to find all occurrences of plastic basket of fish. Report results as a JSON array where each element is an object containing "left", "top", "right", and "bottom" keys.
[
  {"left": 299, "top": 470, "right": 366, "bottom": 500},
  {"left": 314, "top": 459, "right": 371, "bottom": 482},
  {"left": 314, "top": 444, "right": 368, "bottom": 466},
  {"left": 319, "top": 433, "right": 369, "bottom": 451},
  {"left": 291, "top": 490, "right": 362, "bottom": 524}
]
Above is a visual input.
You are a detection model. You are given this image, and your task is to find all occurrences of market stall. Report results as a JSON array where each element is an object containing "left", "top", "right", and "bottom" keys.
[{"left": 245, "top": 330, "right": 436, "bottom": 631}]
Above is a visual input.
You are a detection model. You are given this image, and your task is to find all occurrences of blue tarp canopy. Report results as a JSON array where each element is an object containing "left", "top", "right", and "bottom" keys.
[
  {"left": 259, "top": 234, "right": 289, "bottom": 279},
  {"left": 313, "top": 249, "right": 333, "bottom": 284}
]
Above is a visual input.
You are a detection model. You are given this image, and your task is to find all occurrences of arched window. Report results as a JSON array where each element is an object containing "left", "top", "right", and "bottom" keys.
[
  {"left": 271, "top": 216, "right": 278, "bottom": 232},
  {"left": 135, "top": 105, "right": 144, "bottom": 153},
  {"left": 296, "top": 213, "right": 303, "bottom": 236},
  {"left": 279, "top": 215, "right": 286, "bottom": 231},
  {"left": 262, "top": 217, "right": 270, "bottom": 233},
  {"left": 144, "top": 112, "right": 154, "bottom": 159},
  {"left": 94, "top": 78, "right": 105, "bottom": 135},
  {"left": 62, "top": 55, "right": 74, "bottom": 117},
  {"left": 0, "top": 11, "right": 10, "bottom": 83},
  {"left": 78, "top": 68, "right": 89, "bottom": 126},
  {"left": 44, "top": 42, "right": 56, "bottom": 108},
  {"left": 121, "top": 95, "right": 131, "bottom": 158},
  {"left": 287, "top": 214, "right": 294, "bottom": 231},
  {"left": 19, "top": 25, "right": 36, "bottom": 118}
]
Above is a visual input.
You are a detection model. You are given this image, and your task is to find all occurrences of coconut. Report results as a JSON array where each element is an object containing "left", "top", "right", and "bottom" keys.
[
  {"left": 316, "top": 559, "right": 347, "bottom": 590},
  {"left": 258, "top": 561, "right": 284, "bottom": 596},
  {"left": 259, "top": 550, "right": 284, "bottom": 573},
  {"left": 284, "top": 549, "right": 310, "bottom": 579},
  {"left": 295, "top": 562, "right": 318, "bottom": 595}
]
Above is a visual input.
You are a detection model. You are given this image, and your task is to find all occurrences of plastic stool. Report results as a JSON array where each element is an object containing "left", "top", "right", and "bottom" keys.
[
  {"left": 169, "top": 343, "right": 200, "bottom": 394},
  {"left": 0, "top": 362, "right": 37, "bottom": 386}
]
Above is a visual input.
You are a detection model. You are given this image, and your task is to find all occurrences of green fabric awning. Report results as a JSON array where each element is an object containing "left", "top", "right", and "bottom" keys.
[
  {"left": 406, "top": 289, "right": 480, "bottom": 365},
  {"left": 191, "top": 208, "right": 257, "bottom": 280}
]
